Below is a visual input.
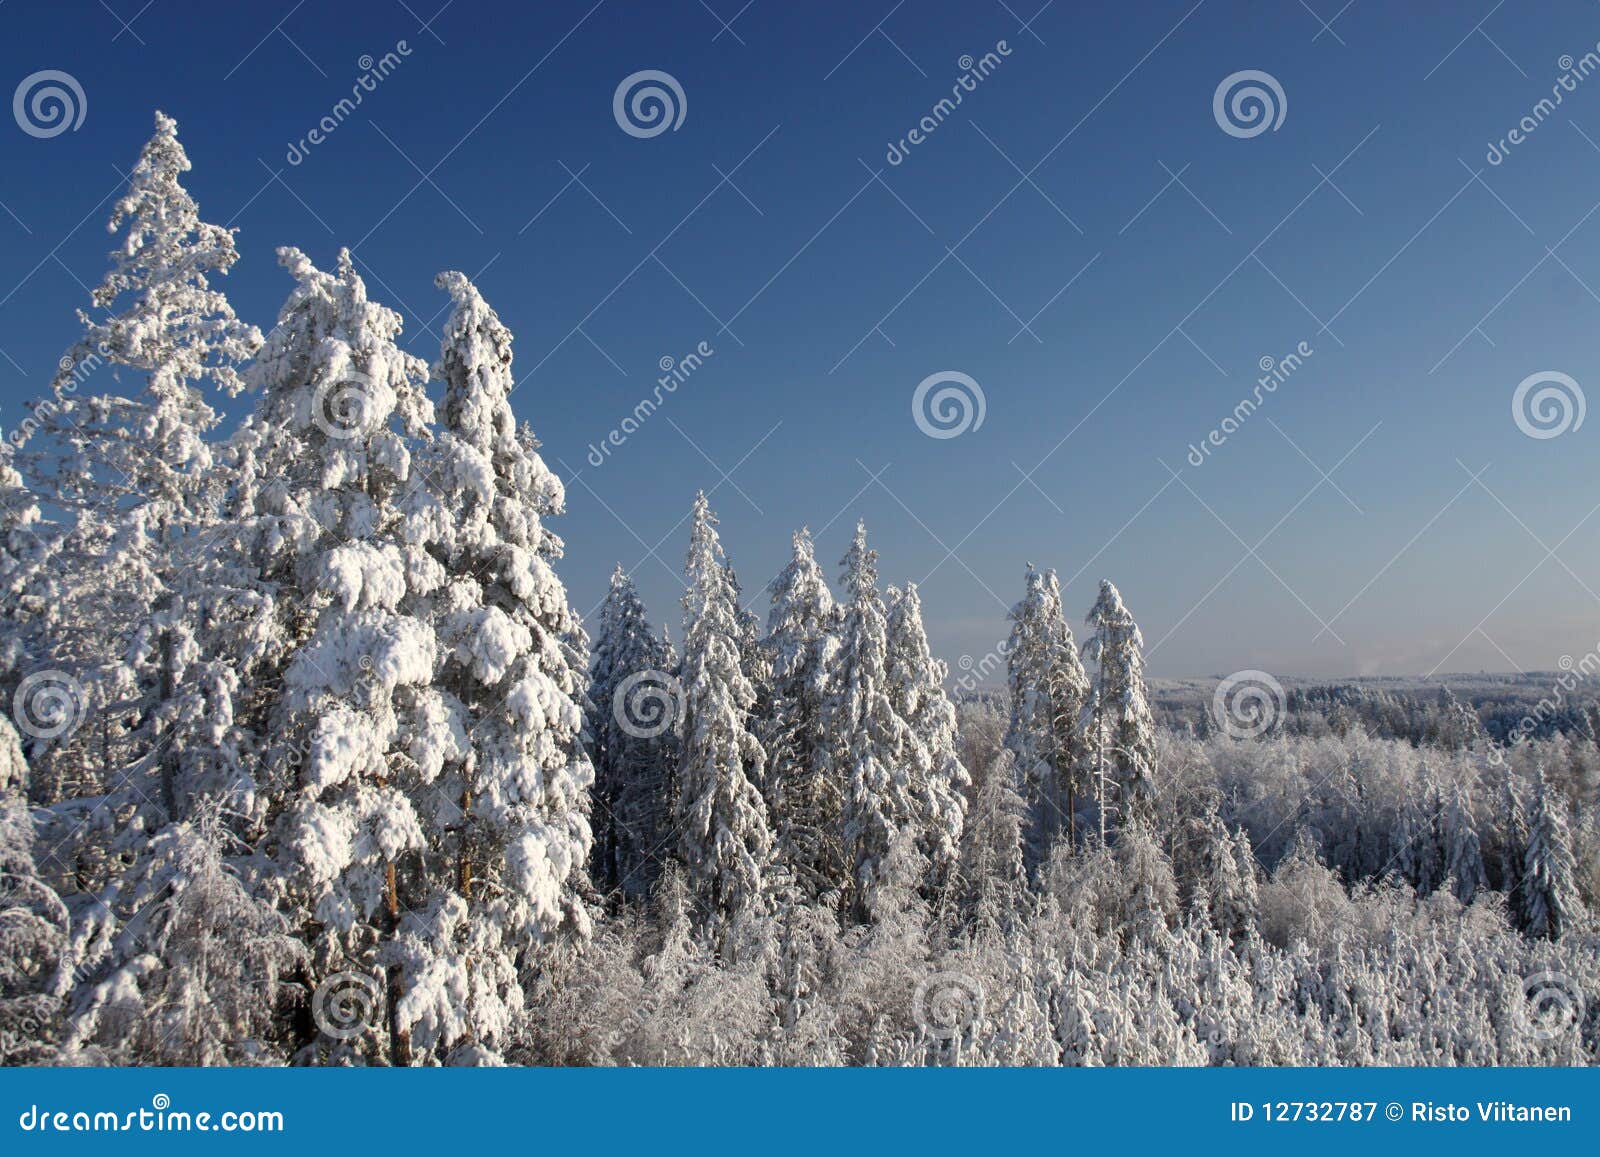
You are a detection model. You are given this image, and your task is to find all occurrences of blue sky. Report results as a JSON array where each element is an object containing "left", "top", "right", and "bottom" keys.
[{"left": 3, "top": 0, "right": 1600, "bottom": 679}]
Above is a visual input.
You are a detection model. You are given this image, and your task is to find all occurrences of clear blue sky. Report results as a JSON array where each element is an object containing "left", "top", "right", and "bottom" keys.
[{"left": 3, "top": 0, "right": 1600, "bottom": 679}]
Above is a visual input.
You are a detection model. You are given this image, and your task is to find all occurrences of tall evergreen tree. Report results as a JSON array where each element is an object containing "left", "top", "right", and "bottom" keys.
[
  {"left": 228, "top": 247, "right": 438, "bottom": 1063},
  {"left": 19, "top": 116, "right": 285, "bottom": 1065},
  {"left": 884, "top": 582, "right": 968, "bottom": 885},
  {"left": 1521, "top": 768, "right": 1577, "bottom": 939},
  {"left": 1006, "top": 565, "right": 1057, "bottom": 859},
  {"left": 590, "top": 564, "right": 677, "bottom": 899},
  {"left": 18, "top": 110, "right": 261, "bottom": 805},
  {"left": 762, "top": 529, "right": 843, "bottom": 897},
  {"left": 1005, "top": 565, "right": 1089, "bottom": 865},
  {"left": 1496, "top": 771, "right": 1529, "bottom": 904},
  {"left": 674, "top": 494, "right": 772, "bottom": 932},
  {"left": 1441, "top": 776, "right": 1486, "bottom": 903},
  {"left": 1082, "top": 580, "right": 1156, "bottom": 829},
  {"left": 1043, "top": 572, "right": 1091, "bottom": 848},
  {"left": 830, "top": 522, "right": 917, "bottom": 921},
  {"left": 382, "top": 271, "right": 596, "bottom": 1062}
]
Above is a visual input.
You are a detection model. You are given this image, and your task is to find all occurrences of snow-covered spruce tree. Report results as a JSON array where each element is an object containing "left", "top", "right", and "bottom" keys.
[
  {"left": 1394, "top": 767, "right": 1444, "bottom": 896},
  {"left": 762, "top": 528, "right": 843, "bottom": 898},
  {"left": 1005, "top": 565, "right": 1088, "bottom": 867},
  {"left": 726, "top": 566, "right": 772, "bottom": 804},
  {"left": 1005, "top": 565, "right": 1055, "bottom": 852},
  {"left": 230, "top": 247, "right": 439, "bottom": 1064},
  {"left": 376, "top": 271, "right": 597, "bottom": 1063},
  {"left": 590, "top": 565, "right": 678, "bottom": 900},
  {"left": 1441, "top": 776, "right": 1486, "bottom": 904},
  {"left": 18, "top": 111, "right": 260, "bottom": 807},
  {"left": 1082, "top": 580, "right": 1156, "bottom": 830},
  {"left": 1494, "top": 770, "right": 1529, "bottom": 906},
  {"left": 1173, "top": 796, "right": 1258, "bottom": 941},
  {"left": 884, "top": 582, "right": 968, "bottom": 886},
  {"left": 674, "top": 493, "right": 772, "bottom": 934},
  {"left": 1521, "top": 767, "right": 1578, "bottom": 939},
  {"left": 830, "top": 522, "right": 917, "bottom": 922},
  {"left": 17, "top": 115, "right": 296, "bottom": 1067},
  {"left": 727, "top": 568, "right": 771, "bottom": 718},
  {"left": 1042, "top": 571, "right": 1090, "bottom": 846},
  {"left": 1438, "top": 686, "right": 1491, "bottom": 752}
]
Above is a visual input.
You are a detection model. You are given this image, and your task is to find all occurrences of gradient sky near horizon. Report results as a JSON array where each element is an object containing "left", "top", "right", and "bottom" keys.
[{"left": 3, "top": 0, "right": 1600, "bottom": 680}]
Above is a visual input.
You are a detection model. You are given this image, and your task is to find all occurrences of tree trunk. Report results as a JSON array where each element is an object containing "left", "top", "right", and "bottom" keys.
[
  {"left": 158, "top": 627, "right": 179, "bottom": 821},
  {"left": 384, "top": 861, "right": 411, "bottom": 1066}
]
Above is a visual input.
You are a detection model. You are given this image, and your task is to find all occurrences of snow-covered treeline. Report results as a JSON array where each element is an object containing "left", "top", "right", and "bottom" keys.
[{"left": 0, "top": 115, "right": 1595, "bottom": 1068}]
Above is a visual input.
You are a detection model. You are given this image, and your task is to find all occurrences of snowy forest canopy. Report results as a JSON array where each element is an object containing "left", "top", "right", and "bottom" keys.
[{"left": 0, "top": 114, "right": 1595, "bottom": 1068}]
